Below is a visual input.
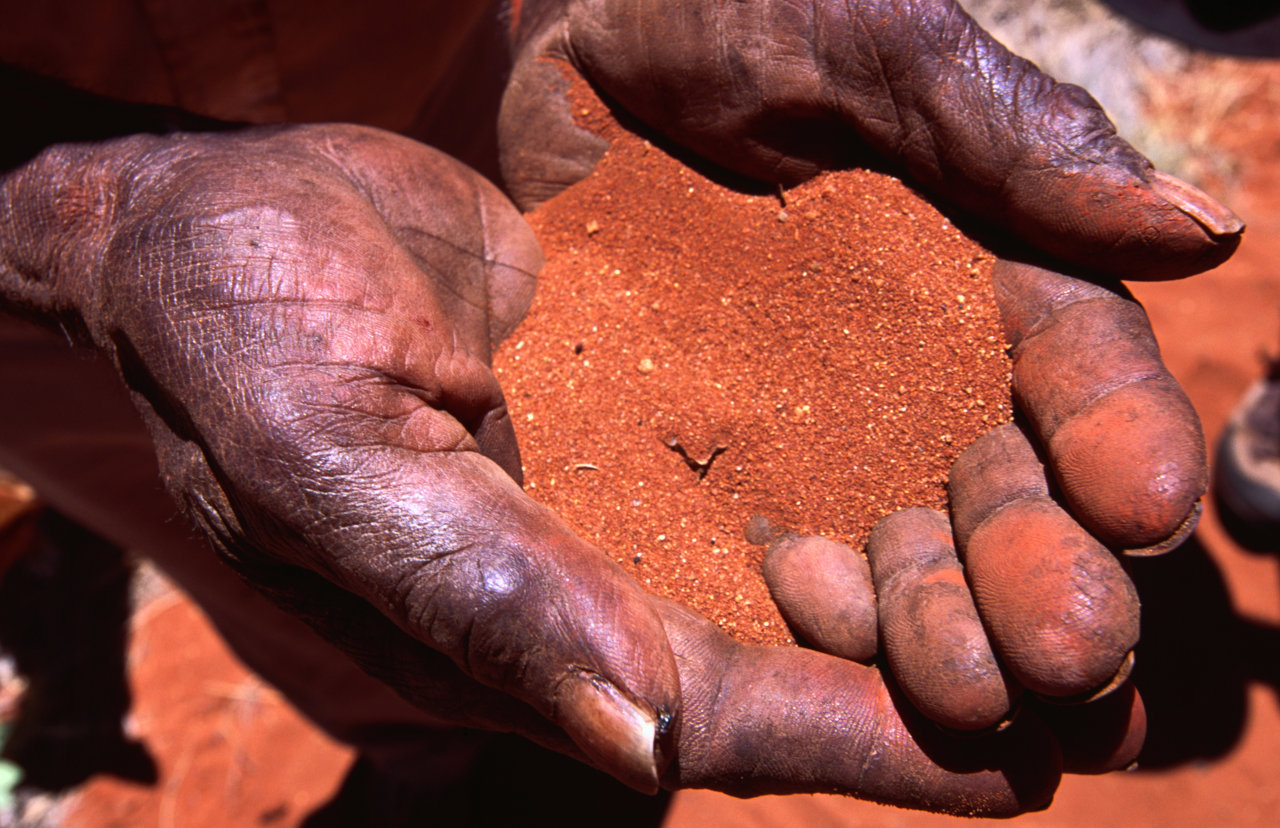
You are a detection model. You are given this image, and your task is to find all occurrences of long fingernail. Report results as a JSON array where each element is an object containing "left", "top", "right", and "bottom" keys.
[
  {"left": 1150, "top": 172, "right": 1244, "bottom": 237},
  {"left": 558, "top": 671, "right": 659, "bottom": 793}
]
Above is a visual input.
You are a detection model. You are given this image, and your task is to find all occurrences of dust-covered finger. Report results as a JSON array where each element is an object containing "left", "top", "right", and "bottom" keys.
[
  {"left": 949, "top": 424, "right": 1139, "bottom": 699},
  {"left": 866, "top": 508, "right": 1018, "bottom": 731},
  {"left": 994, "top": 260, "right": 1206, "bottom": 554},
  {"left": 762, "top": 534, "right": 878, "bottom": 663}
]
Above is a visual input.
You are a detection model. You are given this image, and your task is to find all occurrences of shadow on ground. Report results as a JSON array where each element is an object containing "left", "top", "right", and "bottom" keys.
[{"left": 1127, "top": 533, "right": 1280, "bottom": 768}]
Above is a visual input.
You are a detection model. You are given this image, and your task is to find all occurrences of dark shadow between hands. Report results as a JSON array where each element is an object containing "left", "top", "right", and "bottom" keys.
[
  {"left": 304, "top": 728, "right": 672, "bottom": 828},
  {"left": 0, "top": 511, "right": 158, "bottom": 791},
  {"left": 0, "top": 64, "right": 239, "bottom": 173}
]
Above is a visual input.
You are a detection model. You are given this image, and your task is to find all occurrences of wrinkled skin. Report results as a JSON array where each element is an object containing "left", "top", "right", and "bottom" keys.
[
  {"left": 0, "top": 0, "right": 1242, "bottom": 816},
  {"left": 499, "top": 0, "right": 1227, "bottom": 737},
  {"left": 502, "top": 0, "right": 1241, "bottom": 278},
  {"left": 1, "top": 124, "right": 1057, "bottom": 814}
]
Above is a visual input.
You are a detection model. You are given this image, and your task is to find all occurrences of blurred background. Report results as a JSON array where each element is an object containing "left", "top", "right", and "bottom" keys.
[{"left": 0, "top": 0, "right": 1277, "bottom": 825}]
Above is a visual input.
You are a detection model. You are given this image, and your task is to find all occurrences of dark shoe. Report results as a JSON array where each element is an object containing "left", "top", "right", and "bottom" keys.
[{"left": 1214, "top": 372, "right": 1280, "bottom": 551}]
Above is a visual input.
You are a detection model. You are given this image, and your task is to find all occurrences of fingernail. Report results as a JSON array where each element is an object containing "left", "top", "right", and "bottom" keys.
[
  {"left": 558, "top": 671, "right": 659, "bottom": 793},
  {"left": 1150, "top": 171, "right": 1244, "bottom": 237},
  {"left": 1123, "top": 501, "right": 1201, "bottom": 557},
  {"left": 1035, "top": 650, "right": 1136, "bottom": 706}
]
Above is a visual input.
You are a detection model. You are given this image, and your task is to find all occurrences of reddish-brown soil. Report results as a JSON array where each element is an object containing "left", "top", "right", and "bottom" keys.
[
  {"left": 58, "top": 585, "right": 352, "bottom": 827},
  {"left": 494, "top": 80, "right": 1010, "bottom": 645},
  {"left": 27, "top": 42, "right": 1280, "bottom": 828}
]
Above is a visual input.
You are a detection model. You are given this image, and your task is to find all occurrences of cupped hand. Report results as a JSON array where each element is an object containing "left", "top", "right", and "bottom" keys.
[
  {"left": 496, "top": 0, "right": 1227, "bottom": 757},
  {"left": 0, "top": 125, "right": 1067, "bottom": 814},
  {"left": 2, "top": 124, "right": 678, "bottom": 791},
  {"left": 763, "top": 259, "right": 1199, "bottom": 748}
]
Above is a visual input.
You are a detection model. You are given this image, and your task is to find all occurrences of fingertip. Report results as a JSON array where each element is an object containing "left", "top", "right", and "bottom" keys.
[
  {"left": 959, "top": 498, "right": 1139, "bottom": 698},
  {"left": 1123, "top": 501, "right": 1200, "bottom": 557},
  {"left": 867, "top": 506, "right": 952, "bottom": 555},
  {"left": 498, "top": 53, "right": 608, "bottom": 212},
  {"left": 1049, "top": 380, "right": 1206, "bottom": 550},
  {"left": 949, "top": 427, "right": 1140, "bottom": 699},
  {"left": 474, "top": 402, "right": 525, "bottom": 484},
  {"left": 1035, "top": 681, "right": 1146, "bottom": 775},
  {"left": 995, "top": 88, "right": 1242, "bottom": 281},
  {"left": 1011, "top": 167, "right": 1242, "bottom": 281},
  {"left": 992, "top": 261, "right": 1207, "bottom": 552},
  {"left": 1150, "top": 171, "right": 1244, "bottom": 238},
  {"left": 763, "top": 535, "right": 878, "bottom": 662}
]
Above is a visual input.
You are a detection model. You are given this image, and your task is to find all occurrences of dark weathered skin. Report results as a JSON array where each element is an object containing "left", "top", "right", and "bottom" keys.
[
  {"left": 0, "top": 0, "right": 1244, "bottom": 814},
  {"left": 762, "top": 535, "right": 879, "bottom": 663},
  {"left": 994, "top": 260, "right": 1207, "bottom": 553},
  {"left": 866, "top": 508, "right": 1017, "bottom": 731},
  {"left": 502, "top": 0, "right": 1242, "bottom": 279},
  {"left": 0, "top": 126, "right": 1064, "bottom": 813},
  {"left": 0, "top": 126, "right": 679, "bottom": 792},
  {"left": 949, "top": 425, "right": 1140, "bottom": 699}
]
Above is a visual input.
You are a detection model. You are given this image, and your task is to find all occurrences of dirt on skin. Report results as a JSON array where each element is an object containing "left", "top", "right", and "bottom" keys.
[
  {"left": 493, "top": 78, "right": 1011, "bottom": 646},
  {"left": 27, "top": 27, "right": 1280, "bottom": 828}
]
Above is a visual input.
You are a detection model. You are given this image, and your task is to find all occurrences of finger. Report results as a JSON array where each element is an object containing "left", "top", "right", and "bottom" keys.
[
  {"left": 948, "top": 424, "right": 1139, "bottom": 700},
  {"left": 499, "top": 33, "right": 611, "bottom": 212},
  {"left": 994, "top": 260, "right": 1206, "bottom": 554},
  {"left": 654, "top": 598, "right": 1060, "bottom": 816},
  {"left": 1032, "top": 682, "right": 1146, "bottom": 775},
  {"left": 762, "top": 534, "right": 878, "bottom": 662},
  {"left": 866, "top": 508, "right": 1017, "bottom": 731},
  {"left": 533, "top": 0, "right": 1240, "bottom": 277}
]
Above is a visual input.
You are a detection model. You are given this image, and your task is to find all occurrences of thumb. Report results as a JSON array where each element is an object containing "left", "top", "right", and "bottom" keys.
[
  {"left": 528, "top": 0, "right": 1242, "bottom": 278},
  {"left": 654, "top": 598, "right": 1060, "bottom": 815}
]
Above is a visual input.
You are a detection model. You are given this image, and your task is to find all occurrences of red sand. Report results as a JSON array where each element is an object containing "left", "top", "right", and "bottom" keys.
[{"left": 494, "top": 79, "right": 1010, "bottom": 645}]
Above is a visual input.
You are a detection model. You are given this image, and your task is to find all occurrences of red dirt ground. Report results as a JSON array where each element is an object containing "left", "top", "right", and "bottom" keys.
[{"left": 47, "top": 49, "right": 1280, "bottom": 828}]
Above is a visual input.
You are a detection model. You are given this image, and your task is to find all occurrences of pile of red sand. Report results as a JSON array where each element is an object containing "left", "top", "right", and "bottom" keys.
[{"left": 494, "top": 88, "right": 1011, "bottom": 646}]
